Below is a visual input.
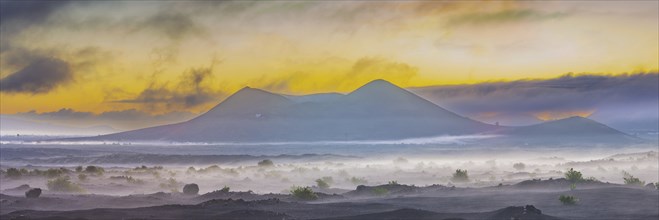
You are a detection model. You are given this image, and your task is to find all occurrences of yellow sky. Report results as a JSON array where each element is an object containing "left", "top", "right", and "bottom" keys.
[{"left": 1, "top": 1, "right": 657, "bottom": 115}]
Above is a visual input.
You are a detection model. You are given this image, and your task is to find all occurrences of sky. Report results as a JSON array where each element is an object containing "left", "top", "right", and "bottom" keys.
[{"left": 0, "top": 1, "right": 658, "bottom": 130}]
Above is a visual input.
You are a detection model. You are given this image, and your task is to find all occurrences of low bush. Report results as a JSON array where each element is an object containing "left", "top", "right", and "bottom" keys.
[
  {"left": 559, "top": 195, "right": 578, "bottom": 205},
  {"left": 5, "top": 168, "right": 22, "bottom": 178},
  {"left": 623, "top": 175, "right": 645, "bottom": 186},
  {"left": 258, "top": 159, "right": 274, "bottom": 167},
  {"left": 451, "top": 169, "right": 469, "bottom": 183},
  {"left": 159, "top": 178, "right": 180, "bottom": 190},
  {"left": 513, "top": 163, "right": 526, "bottom": 170},
  {"left": 349, "top": 177, "right": 368, "bottom": 185},
  {"left": 290, "top": 186, "right": 318, "bottom": 200},
  {"left": 109, "top": 175, "right": 144, "bottom": 184},
  {"left": 372, "top": 187, "right": 389, "bottom": 196},
  {"left": 565, "top": 168, "right": 583, "bottom": 183},
  {"left": 134, "top": 165, "right": 164, "bottom": 170},
  {"left": 316, "top": 178, "right": 330, "bottom": 189},
  {"left": 196, "top": 165, "right": 221, "bottom": 173},
  {"left": 47, "top": 177, "right": 84, "bottom": 193},
  {"left": 44, "top": 168, "right": 69, "bottom": 178},
  {"left": 84, "top": 166, "right": 104, "bottom": 175}
]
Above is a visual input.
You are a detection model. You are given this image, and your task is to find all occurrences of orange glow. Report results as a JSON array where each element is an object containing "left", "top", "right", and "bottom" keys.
[{"left": 533, "top": 111, "right": 596, "bottom": 121}]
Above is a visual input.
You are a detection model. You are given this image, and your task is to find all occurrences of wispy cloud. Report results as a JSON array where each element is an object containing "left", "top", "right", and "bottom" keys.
[
  {"left": 113, "top": 61, "right": 225, "bottom": 110},
  {"left": 0, "top": 46, "right": 112, "bottom": 95},
  {"left": 254, "top": 57, "right": 419, "bottom": 94},
  {"left": 446, "top": 9, "right": 569, "bottom": 27},
  {"left": 15, "top": 108, "right": 195, "bottom": 131}
]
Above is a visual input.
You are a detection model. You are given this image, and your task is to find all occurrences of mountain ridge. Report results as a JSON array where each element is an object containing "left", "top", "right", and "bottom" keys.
[{"left": 64, "top": 79, "right": 637, "bottom": 144}]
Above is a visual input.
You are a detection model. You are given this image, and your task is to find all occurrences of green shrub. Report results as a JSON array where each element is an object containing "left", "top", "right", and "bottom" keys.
[
  {"left": 388, "top": 180, "right": 399, "bottom": 185},
  {"left": 196, "top": 165, "right": 221, "bottom": 173},
  {"left": 290, "top": 186, "right": 318, "bottom": 200},
  {"left": 623, "top": 175, "right": 645, "bottom": 186},
  {"left": 258, "top": 159, "right": 274, "bottom": 167},
  {"left": 84, "top": 166, "right": 104, "bottom": 174},
  {"left": 451, "top": 169, "right": 469, "bottom": 182},
  {"left": 565, "top": 168, "right": 583, "bottom": 183},
  {"left": 559, "top": 195, "right": 578, "bottom": 205},
  {"left": 372, "top": 187, "right": 389, "bottom": 196},
  {"left": 6, "top": 168, "right": 22, "bottom": 178},
  {"left": 78, "top": 174, "right": 87, "bottom": 181},
  {"left": 47, "top": 176, "right": 84, "bottom": 193},
  {"left": 316, "top": 178, "right": 330, "bottom": 189},
  {"left": 350, "top": 176, "right": 368, "bottom": 185},
  {"left": 44, "top": 168, "right": 68, "bottom": 178},
  {"left": 159, "top": 178, "right": 181, "bottom": 190},
  {"left": 110, "top": 175, "right": 145, "bottom": 184},
  {"left": 219, "top": 186, "right": 230, "bottom": 193}
]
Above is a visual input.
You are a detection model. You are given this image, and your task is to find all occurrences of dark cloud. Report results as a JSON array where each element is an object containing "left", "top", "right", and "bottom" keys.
[
  {"left": 114, "top": 63, "right": 224, "bottom": 110},
  {"left": 341, "top": 57, "right": 418, "bottom": 88},
  {"left": 411, "top": 73, "right": 659, "bottom": 129},
  {"left": 0, "top": 57, "right": 73, "bottom": 94},
  {"left": 0, "top": 46, "right": 111, "bottom": 94},
  {"left": 447, "top": 9, "right": 569, "bottom": 27},
  {"left": 20, "top": 108, "right": 92, "bottom": 120},
  {"left": 132, "top": 12, "right": 205, "bottom": 41},
  {"left": 253, "top": 57, "right": 419, "bottom": 93},
  {"left": 0, "top": 1, "right": 72, "bottom": 51},
  {"left": 0, "top": 1, "right": 70, "bottom": 24}
]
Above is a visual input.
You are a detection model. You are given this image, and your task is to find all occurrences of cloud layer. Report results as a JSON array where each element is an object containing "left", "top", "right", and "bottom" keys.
[
  {"left": 411, "top": 73, "right": 659, "bottom": 130},
  {"left": 14, "top": 108, "right": 195, "bottom": 131},
  {"left": 0, "top": 57, "right": 72, "bottom": 93},
  {"left": 0, "top": 1, "right": 657, "bottom": 121}
]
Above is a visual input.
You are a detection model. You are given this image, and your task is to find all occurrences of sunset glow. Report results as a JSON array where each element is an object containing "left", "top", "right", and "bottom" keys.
[{"left": 1, "top": 1, "right": 657, "bottom": 116}]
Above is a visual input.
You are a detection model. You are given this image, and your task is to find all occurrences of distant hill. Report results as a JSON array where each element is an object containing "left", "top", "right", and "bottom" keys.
[
  {"left": 491, "top": 116, "right": 641, "bottom": 145},
  {"left": 0, "top": 115, "right": 116, "bottom": 136},
  {"left": 70, "top": 80, "right": 494, "bottom": 142}
]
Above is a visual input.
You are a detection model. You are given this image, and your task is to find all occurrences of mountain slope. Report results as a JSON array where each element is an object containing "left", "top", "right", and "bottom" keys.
[
  {"left": 73, "top": 80, "right": 495, "bottom": 142},
  {"left": 493, "top": 116, "right": 640, "bottom": 144}
]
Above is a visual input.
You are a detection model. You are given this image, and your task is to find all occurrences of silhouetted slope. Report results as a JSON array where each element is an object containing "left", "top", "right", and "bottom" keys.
[
  {"left": 0, "top": 200, "right": 564, "bottom": 220},
  {"left": 305, "top": 205, "right": 563, "bottom": 220},
  {"left": 494, "top": 116, "right": 640, "bottom": 144},
  {"left": 73, "top": 80, "right": 495, "bottom": 142}
]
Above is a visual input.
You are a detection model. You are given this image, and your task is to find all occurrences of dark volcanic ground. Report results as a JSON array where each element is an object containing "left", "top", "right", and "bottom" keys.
[{"left": 1, "top": 180, "right": 657, "bottom": 220}]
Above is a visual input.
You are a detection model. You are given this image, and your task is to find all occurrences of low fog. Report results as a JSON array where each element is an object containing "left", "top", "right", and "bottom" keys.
[
  {"left": 1, "top": 142, "right": 657, "bottom": 196},
  {"left": 1, "top": 139, "right": 658, "bottom": 220}
]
